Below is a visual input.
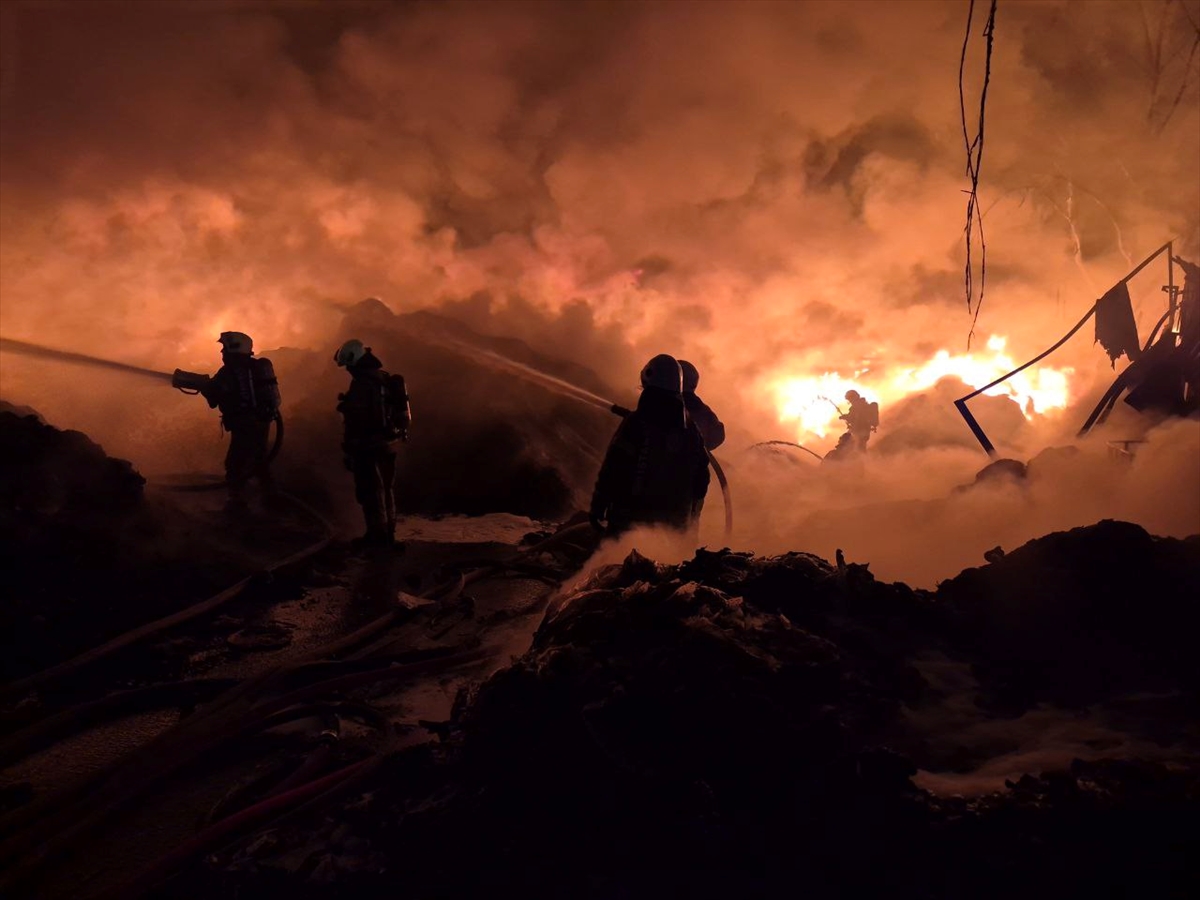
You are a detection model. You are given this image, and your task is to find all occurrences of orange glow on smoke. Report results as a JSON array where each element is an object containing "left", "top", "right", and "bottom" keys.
[{"left": 770, "top": 335, "right": 1074, "bottom": 442}]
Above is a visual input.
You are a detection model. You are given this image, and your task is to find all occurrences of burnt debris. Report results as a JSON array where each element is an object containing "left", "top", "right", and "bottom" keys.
[{"left": 182, "top": 521, "right": 1200, "bottom": 899}]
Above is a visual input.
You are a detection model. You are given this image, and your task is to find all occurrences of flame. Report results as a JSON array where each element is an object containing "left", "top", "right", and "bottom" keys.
[{"left": 769, "top": 335, "right": 1074, "bottom": 443}]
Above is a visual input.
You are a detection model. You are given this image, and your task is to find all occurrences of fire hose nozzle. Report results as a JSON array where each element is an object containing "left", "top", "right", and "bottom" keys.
[
  {"left": 610, "top": 404, "right": 632, "bottom": 417},
  {"left": 172, "top": 369, "right": 212, "bottom": 393}
]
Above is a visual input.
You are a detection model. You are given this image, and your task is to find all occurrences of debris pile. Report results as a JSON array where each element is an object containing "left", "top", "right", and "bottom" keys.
[
  {"left": 0, "top": 403, "right": 144, "bottom": 514},
  {"left": 1, "top": 404, "right": 153, "bottom": 677},
  {"left": 939, "top": 519, "right": 1200, "bottom": 707},
  {"left": 194, "top": 521, "right": 1199, "bottom": 898},
  {"left": 0, "top": 405, "right": 313, "bottom": 682}
]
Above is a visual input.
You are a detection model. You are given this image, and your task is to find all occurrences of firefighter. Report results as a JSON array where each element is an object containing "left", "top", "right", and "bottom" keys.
[
  {"left": 199, "top": 332, "right": 281, "bottom": 510},
  {"left": 589, "top": 354, "right": 710, "bottom": 536},
  {"left": 839, "top": 389, "right": 879, "bottom": 452},
  {"left": 678, "top": 359, "right": 726, "bottom": 450},
  {"left": 334, "top": 339, "right": 411, "bottom": 548}
]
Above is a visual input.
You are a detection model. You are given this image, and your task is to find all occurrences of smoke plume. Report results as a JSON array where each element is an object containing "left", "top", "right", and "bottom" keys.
[{"left": 1, "top": 0, "right": 1197, "bottom": 581}]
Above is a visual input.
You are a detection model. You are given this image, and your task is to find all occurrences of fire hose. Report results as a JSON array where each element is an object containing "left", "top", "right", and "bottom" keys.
[
  {"left": 748, "top": 440, "right": 825, "bottom": 462},
  {"left": 0, "top": 496, "right": 334, "bottom": 706},
  {"left": 0, "top": 337, "right": 285, "bottom": 490},
  {"left": 0, "top": 533, "right": 574, "bottom": 895}
]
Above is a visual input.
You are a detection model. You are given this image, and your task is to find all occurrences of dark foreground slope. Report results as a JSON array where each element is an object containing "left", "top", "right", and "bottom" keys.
[{"left": 182, "top": 521, "right": 1200, "bottom": 900}]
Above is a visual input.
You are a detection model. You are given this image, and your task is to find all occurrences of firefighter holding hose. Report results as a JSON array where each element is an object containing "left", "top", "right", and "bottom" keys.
[
  {"left": 840, "top": 389, "right": 879, "bottom": 452},
  {"left": 590, "top": 354, "right": 710, "bottom": 537},
  {"left": 335, "top": 339, "right": 411, "bottom": 549},
  {"left": 195, "top": 332, "right": 282, "bottom": 511}
]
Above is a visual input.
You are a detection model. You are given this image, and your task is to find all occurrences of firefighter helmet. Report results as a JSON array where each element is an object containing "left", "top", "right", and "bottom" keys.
[
  {"left": 640, "top": 354, "right": 683, "bottom": 394},
  {"left": 218, "top": 332, "right": 253, "bottom": 355},
  {"left": 679, "top": 359, "right": 700, "bottom": 393},
  {"left": 334, "top": 339, "right": 368, "bottom": 368}
]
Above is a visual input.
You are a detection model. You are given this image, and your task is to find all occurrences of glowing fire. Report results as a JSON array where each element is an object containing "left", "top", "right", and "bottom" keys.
[{"left": 770, "top": 335, "right": 1074, "bottom": 443}]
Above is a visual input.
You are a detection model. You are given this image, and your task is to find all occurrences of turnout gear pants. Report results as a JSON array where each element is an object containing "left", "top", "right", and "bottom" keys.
[
  {"left": 351, "top": 446, "right": 397, "bottom": 540},
  {"left": 225, "top": 419, "right": 273, "bottom": 503}
]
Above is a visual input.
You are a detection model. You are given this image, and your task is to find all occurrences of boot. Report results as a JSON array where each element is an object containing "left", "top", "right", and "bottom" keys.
[
  {"left": 385, "top": 517, "right": 404, "bottom": 551},
  {"left": 351, "top": 514, "right": 389, "bottom": 550}
]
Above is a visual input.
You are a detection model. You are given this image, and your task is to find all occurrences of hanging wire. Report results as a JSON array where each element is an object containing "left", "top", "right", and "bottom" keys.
[{"left": 959, "top": 0, "right": 998, "bottom": 348}]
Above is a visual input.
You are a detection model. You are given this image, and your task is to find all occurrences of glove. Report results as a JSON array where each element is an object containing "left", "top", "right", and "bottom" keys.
[{"left": 588, "top": 508, "right": 606, "bottom": 532}]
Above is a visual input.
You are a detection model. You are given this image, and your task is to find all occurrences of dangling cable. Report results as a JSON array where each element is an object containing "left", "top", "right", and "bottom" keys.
[{"left": 959, "top": 0, "right": 998, "bottom": 348}]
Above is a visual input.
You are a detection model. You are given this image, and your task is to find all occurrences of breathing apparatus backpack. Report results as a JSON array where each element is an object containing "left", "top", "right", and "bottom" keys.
[
  {"left": 218, "top": 357, "right": 281, "bottom": 423},
  {"left": 866, "top": 401, "right": 880, "bottom": 431},
  {"left": 381, "top": 372, "right": 411, "bottom": 439},
  {"left": 340, "top": 371, "right": 410, "bottom": 445}
]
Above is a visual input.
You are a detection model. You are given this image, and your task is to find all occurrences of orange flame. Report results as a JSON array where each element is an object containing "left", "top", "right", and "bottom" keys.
[{"left": 769, "top": 335, "right": 1073, "bottom": 443}]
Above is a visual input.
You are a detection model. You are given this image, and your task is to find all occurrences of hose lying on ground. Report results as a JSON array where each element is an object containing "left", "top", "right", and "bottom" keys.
[
  {"left": 0, "top": 678, "right": 240, "bottom": 769},
  {"left": 0, "top": 519, "right": 579, "bottom": 895},
  {"left": 0, "top": 488, "right": 335, "bottom": 705},
  {"left": 0, "top": 551, "right": 569, "bottom": 893},
  {"left": 0, "top": 645, "right": 499, "bottom": 892},
  {"left": 90, "top": 755, "right": 376, "bottom": 900}
]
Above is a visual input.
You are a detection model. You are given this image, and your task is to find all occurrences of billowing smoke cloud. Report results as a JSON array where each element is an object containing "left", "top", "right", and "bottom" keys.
[{"left": 1, "top": 0, "right": 1197, "bottom": 572}]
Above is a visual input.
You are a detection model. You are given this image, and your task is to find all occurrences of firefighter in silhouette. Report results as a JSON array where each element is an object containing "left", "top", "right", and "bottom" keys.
[
  {"left": 199, "top": 332, "right": 281, "bottom": 510},
  {"left": 335, "top": 339, "right": 411, "bottom": 548},
  {"left": 590, "top": 354, "right": 710, "bottom": 536},
  {"left": 838, "top": 389, "right": 879, "bottom": 453},
  {"left": 678, "top": 360, "right": 726, "bottom": 451}
]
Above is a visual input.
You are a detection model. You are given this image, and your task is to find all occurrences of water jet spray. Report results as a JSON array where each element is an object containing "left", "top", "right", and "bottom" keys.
[
  {"left": 0, "top": 336, "right": 177, "bottom": 383},
  {"left": 0, "top": 336, "right": 285, "bottom": 475},
  {"left": 425, "top": 332, "right": 734, "bottom": 539}
]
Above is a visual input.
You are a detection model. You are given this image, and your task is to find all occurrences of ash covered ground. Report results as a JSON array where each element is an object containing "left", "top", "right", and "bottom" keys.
[{"left": 1, "top": 378, "right": 1198, "bottom": 899}]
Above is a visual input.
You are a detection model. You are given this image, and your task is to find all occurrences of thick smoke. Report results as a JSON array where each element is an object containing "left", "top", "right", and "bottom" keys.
[{"left": 1, "top": 0, "right": 1197, "bottom": 578}]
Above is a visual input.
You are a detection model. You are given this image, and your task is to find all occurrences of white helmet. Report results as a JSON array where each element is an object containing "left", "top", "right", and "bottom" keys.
[
  {"left": 218, "top": 331, "right": 253, "bottom": 355},
  {"left": 334, "top": 339, "right": 368, "bottom": 368},
  {"left": 640, "top": 354, "right": 683, "bottom": 394},
  {"left": 678, "top": 359, "right": 700, "bottom": 393}
]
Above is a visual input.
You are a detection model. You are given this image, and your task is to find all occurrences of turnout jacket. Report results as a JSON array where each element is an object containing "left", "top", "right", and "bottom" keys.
[
  {"left": 201, "top": 354, "right": 280, "bottom": 429},
  {"left": 337, "top": 351, "right": 410, "bottom": 453},
  {"left": 591, "top": 387, "right": 710, "bottom": 531},
  {"left": 683, "top": 392, "right": 726, "bottom": 450}
]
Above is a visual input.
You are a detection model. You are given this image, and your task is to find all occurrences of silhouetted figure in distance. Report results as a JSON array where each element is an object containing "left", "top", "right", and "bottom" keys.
[{"left": 841, "top": 389, "right": 878, "bottom": 451}]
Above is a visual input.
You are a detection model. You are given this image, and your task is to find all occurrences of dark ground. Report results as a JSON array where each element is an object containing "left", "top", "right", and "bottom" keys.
[
  {"left": 163, "top": 526, "right": 1200, "bottom": 900},
  {"left": 2, "top": 399, "right": 1199, "bottom": 899}
]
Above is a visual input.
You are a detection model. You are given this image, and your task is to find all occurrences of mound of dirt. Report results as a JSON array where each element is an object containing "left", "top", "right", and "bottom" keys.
[
  {"left": 0, "top": 403, "right": 145, "bottom": 513},
  {"left": 938, "top": 519, "right": 1200, "bottom": 707},
  {"left": 0, "top": 405, "right": 319, "bottom": 683}
]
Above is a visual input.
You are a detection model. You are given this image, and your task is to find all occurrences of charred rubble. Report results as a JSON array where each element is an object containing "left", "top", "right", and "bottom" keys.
[{"left": 187, "top": 521, "right": 1200, "bottom": 900}]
